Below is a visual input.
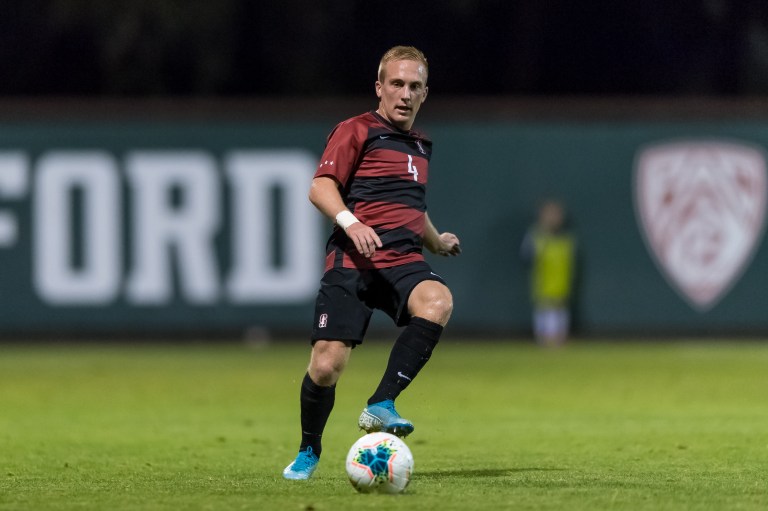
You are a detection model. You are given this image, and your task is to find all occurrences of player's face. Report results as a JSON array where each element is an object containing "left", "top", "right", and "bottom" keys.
[{"left": 376, "top": 59, "right": 428, "bottom": 131}]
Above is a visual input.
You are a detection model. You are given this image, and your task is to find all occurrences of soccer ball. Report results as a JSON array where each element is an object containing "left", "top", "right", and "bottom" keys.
[{"left": 345, "top": 432, "right": 414, "bottom": 494}]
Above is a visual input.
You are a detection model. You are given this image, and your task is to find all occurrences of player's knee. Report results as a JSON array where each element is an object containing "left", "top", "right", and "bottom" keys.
[
  {"left": 310, "top": 361, "right": 341, "bottom": 386},
  {"left": 309, "top": 341, "right": 349, "bottom": 385},
  {"left": 430, "top": 289, "right": 454, "bottom": 324},
  {"left": 309, "top": 356, "right": 344, "bottom": 385},
  {"left": 411, "top": 283, "right": 453, "bottom": 325}
]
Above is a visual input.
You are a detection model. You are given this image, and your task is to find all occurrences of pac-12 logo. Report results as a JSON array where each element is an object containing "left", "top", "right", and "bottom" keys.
[{"left": 634, "top": 140, "right": 767, "bottom": 311}]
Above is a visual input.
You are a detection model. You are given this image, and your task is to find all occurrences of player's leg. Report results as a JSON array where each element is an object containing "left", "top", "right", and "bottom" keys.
[
  {"left": 533, "top": 307, "right": 547, "bottom": 345},
  {"left": 283, "top": 340, "right": 351, "bottom": 480},
  {"left": 302, "top": 339, "right": 351, "bottom": 451},
  {"left": 284, "top": 268, "right": 370, "bottom": 480},
  {"left": 537, "top": 307, "right": 568, "bottom": 347},
  {"left": 367, "top": 280, "right": 451, "bottom": 402},
  {"left": 550, "top": 307, "right": 570, "bottom": 346},
  {"left": 360, "top": 267, "right": 452, "bottom": 437}
]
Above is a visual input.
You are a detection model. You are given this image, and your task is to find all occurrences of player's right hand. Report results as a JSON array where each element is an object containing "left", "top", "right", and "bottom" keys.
[{"left": 345, "top": 223, "right": 383, "bottom": 258}]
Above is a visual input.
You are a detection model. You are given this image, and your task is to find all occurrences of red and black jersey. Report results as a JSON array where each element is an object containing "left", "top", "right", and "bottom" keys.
[{"left": 314, "top": 110, "right": 432, "bottom": 270}]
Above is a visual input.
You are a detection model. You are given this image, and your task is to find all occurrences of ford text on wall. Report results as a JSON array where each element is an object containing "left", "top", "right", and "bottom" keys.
[{"left": 0, "top": 140, "right": 323, "bottom": 334}]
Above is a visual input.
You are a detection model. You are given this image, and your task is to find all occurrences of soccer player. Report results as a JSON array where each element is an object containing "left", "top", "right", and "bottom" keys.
[{"left": 283, "top": 45, "right": 461, "bottom": 480}]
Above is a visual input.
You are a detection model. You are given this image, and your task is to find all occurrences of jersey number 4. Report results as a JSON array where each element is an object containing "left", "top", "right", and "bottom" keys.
[{"left": 407, "top": 155, "right": 419, "bottom": 181}]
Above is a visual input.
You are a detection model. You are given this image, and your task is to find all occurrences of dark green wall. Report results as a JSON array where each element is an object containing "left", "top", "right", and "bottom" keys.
[
  {"left": 0, "top": 117, "right": 766, "bottom": 336},
  {"left": 424, "top": 120, "right": 768, "bottom": 335}
]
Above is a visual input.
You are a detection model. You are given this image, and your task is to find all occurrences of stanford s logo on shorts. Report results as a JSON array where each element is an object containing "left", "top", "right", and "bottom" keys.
[{"left": 634, "top": 140, "right": 768, "bottom": 311}]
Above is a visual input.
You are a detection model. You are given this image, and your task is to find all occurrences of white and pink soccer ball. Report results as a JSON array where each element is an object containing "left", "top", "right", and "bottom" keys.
[{"left": 345, "top": 432, "right": 414, "bottom": 494}]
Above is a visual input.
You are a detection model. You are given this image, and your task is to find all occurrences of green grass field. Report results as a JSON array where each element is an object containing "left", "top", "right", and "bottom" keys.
[{"left": 1, "top": 339, "right": 767, "bottom": 510}]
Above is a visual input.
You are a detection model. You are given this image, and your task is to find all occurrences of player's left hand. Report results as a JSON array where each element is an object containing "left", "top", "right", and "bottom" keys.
[{"left": 436, "top": 232, "right": 461, "bottom": 256}]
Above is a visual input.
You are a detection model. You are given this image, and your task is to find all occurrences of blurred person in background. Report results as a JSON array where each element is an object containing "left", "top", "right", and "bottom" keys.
[
  {"left": 520, "top": 199, "right": 576, "bottom": 347},
  {"left": 283, "top": 45, "right": 461, "bottom": 480}
]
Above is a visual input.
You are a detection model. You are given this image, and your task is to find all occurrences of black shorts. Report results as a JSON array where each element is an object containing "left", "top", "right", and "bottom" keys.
[{"left": 310, "top": 261, "right": 447, "bottom": 345}]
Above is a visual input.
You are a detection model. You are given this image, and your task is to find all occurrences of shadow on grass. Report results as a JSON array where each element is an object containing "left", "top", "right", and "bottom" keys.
[{"left": 418, "top": 467, "right": 564, "bottom": 478}]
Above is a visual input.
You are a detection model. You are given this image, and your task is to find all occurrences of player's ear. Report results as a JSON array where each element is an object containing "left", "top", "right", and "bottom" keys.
[
  {"left": 375, "top": 81, "right": 382, "bottom": 98},
  {"left": 422, "top": 86, "right": 428, "bottom": 103}
]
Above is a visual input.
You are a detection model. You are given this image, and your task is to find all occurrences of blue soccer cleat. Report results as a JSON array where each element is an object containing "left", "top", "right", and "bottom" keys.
[
  {"left": 282, "top": 447, "right": 319, "bottom": 480},
  {"left": 358, "top": 400, "right": 414, "bottom": 437}
]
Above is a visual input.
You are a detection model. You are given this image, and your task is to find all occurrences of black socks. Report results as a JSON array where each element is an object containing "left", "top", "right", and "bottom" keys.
[
  {"left": 299, "top": 372, "right": 335, "bottom": 457},
  {"left": 367, "top": 316, "right": 443, "bottom": 405}
]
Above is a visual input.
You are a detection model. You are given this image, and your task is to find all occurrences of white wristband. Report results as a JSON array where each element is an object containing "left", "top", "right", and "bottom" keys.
[{"left": 335, "top": 210, "right": 360, "bottom": 231}]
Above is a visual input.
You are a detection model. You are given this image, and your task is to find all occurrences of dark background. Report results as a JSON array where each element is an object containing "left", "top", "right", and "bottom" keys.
[{"left": 3, "top": 0, "right": 768, "bottom": 97}]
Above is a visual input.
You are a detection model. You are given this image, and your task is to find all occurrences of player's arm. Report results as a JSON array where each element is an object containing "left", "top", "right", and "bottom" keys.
[
  {"left": 309, "top": 176, "right": 382, "bottom": 258},
  {"left": 423, "top": 213, "right": 461, "bottom": 257}
]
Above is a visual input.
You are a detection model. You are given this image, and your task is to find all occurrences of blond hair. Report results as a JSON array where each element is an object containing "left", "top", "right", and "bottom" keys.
[{"left": 377, "top": 46, "right": 428, "bottom": 83}]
